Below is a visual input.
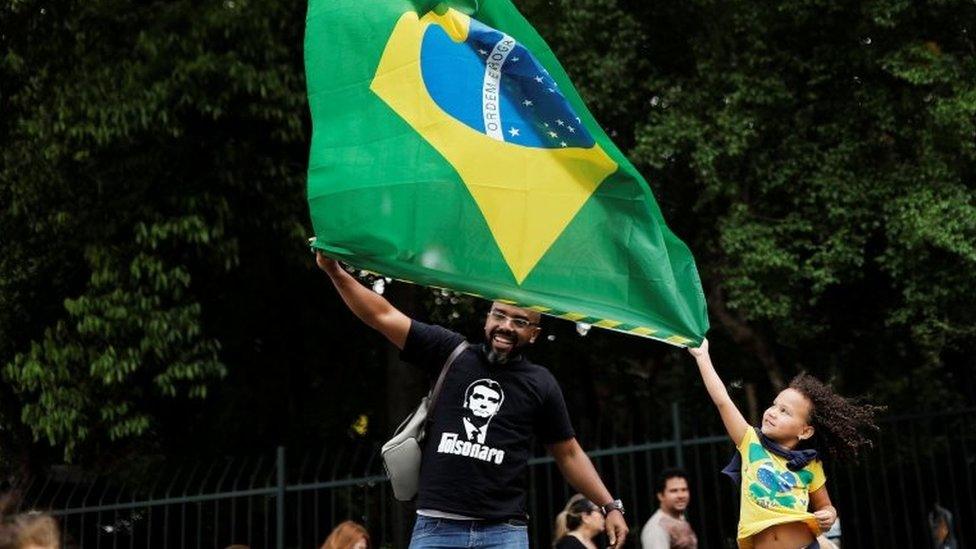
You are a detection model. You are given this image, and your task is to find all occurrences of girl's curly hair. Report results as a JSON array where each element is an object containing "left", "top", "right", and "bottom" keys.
[{"left": 789, "top": 373, "right": 885, "bottom": 461}]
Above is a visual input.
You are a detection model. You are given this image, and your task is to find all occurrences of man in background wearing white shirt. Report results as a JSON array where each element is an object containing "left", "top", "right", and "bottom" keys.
[{"left": 640, "top": 468, "right": 697, "bottom": 549}]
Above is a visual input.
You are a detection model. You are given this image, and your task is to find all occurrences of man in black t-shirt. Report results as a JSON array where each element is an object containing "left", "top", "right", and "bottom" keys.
[{"left": 317, "top": 252, "right": 629, "bottom": 549}]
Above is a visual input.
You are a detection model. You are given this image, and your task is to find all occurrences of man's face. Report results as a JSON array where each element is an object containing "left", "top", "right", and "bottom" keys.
[
  {"left": 467, "top": 385, "right": 502, "bottom": 418},
  {"left": 657, "top": 477, "right": 690, "bottom": 515},
  {"left": 483, "top": 302, "right": 541, "bottom": 360}
]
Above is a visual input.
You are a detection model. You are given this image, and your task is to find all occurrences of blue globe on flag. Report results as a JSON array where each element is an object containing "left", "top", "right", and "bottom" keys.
[{"left": 420, "top": 18, "right": 596, "bottom": 150}]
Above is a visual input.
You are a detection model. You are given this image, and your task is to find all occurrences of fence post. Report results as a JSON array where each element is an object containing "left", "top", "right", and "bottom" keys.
[
  {"left": 276, "top": 446, "right": 286, "bottom": 549},
  {"left": 671, "top": 402, "right": 684, "bottom": 468}
]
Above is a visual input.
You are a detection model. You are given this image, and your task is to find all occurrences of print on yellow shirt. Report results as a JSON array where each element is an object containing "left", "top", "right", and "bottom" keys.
[{"left": 736, "top": 429, "right": 826, "bottom": 548}]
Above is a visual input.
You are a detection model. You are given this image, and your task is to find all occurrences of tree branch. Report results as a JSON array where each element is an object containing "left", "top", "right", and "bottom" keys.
[{"left": 708, "top": 284, "right": 787, "bottom": 390}]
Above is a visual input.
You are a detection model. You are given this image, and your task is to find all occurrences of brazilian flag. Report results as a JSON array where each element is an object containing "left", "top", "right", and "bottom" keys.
[{"left": 305, "top": 0, "right": 709, "bottom": 345}]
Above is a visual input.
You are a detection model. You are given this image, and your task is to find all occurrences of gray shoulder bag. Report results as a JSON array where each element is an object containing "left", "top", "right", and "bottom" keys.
[{"left": 381, "top": 341, "right": 468, "bottom": 501}]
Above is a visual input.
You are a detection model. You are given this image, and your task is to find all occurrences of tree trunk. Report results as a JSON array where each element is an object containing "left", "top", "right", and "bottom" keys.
[{"left": 708, "top": 284, "right": 787, "bottom": 390}]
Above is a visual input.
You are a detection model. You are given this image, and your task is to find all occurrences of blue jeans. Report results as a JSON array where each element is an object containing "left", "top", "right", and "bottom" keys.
[{"left": 409, "top": 515, "right": 529, "bottom": 548}]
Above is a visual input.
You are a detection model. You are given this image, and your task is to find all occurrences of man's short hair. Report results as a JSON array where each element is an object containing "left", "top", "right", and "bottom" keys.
[
  {"left": 655, "top": 467, "right": 689, "bottom": 494},
  {"left": 464, "top": 379, "right": 504, "bottom": 407}
]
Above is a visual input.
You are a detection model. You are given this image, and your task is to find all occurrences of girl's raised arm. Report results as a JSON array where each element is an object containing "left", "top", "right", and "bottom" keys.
[{"left": 689, "top": 339, "right": 749, "bottom": 445}]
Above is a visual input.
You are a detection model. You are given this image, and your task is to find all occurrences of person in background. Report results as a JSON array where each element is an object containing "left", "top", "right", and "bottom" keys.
[
  {"left": 0, "top": 513, "right": 60, "bottom": 549},
  {"left": 321, "top": 520, "right": 370, "bottom": 549},
  {"left": 819, "top": 517, "right": 841, "bottom": 548},
  {"left": 640, "top": 468, "right": 697, "bottom": 549},
  {"left": 929, "top": 503, "right": 958, "bottom": 549},
  {"left": 552, "top": 495, "right": 606, "bottom": 549}
]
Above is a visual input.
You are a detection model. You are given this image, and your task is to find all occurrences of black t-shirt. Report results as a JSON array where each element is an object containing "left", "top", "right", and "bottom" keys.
[
  {"left": 400, "top": 320, "right": 575, "bottom": 520},
  {"left": 554, "top": 536, "right": 589, "bottom": 549}
]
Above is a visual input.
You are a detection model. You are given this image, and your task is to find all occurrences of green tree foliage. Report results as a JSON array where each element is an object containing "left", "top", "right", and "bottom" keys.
[
  {"left": 523, "top": 0, "right": 976, "bottom": 407},
  {"left": 1, "top": 0, "right": 309, "bottom": 460}
]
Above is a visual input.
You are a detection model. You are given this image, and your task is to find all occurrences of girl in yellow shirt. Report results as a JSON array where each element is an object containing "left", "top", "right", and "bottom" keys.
[{"left": 688, "top": 340, "right": 881, "bottom": 549}]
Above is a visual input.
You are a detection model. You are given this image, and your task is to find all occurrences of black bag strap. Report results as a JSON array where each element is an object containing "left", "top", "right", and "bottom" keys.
[{"left": 427, "top": 341, "right": 468, "bottom": 414}]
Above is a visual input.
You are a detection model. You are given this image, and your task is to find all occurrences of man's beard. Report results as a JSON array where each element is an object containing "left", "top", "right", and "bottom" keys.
[
  {"left": 486, "top": 347, "right": 508, "bottom": 364},
  {"left": 486, "top": 328, "right": 520, "bottom": 364}
]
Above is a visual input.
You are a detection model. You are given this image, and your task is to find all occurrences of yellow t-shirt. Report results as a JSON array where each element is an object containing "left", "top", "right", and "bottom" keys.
[{"left": 736, "top": 428, "right": 826, "bottom": 548}]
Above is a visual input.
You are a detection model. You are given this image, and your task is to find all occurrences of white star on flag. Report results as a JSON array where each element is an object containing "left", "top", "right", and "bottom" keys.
[
  {"left": 478, "top": 49, "right": 488, "bottom": 55},
  {"left": 511, "top": 57, "right": 520, "bottom": 62},
  {"left": 534, "top": 75, "right": 544, "bottom": 83},
  {"left": 556, "top": 119, "right": 565, "bottom": 126},
  {"left": 568, "top": 126, "right": 576, "bottom": 133},
  {"left": 548, "top": 131, "right": 558, "bottom": 138},
  {"left": 522, "top": 100, "right": 533, "bottom": 107},
  {"left": 560, "top": 141, "right": 568, "bottom": 147},
  {"left": 508, "top": 127, "right": 520, "bottom": 137}
]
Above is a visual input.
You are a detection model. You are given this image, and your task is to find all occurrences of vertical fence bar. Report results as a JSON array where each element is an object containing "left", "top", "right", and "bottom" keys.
[
  {"left": 263, "top": 496, "right": 270, "bottom": 549},
  {"left": 626, "top": 450, "right": 639, "bottom": 529},
  {"left": 214, "top": 459, "right": 233, "bottom": 549},
  {"left": 894, "top": 421, "right": 913, "bottom": 544},
  {"left": 145, "top": 507, "right": 153, "bottom": 549},
  {"left": 874, "top": 427, "right": 896, "bottom": 548},
  {"left": 296, "top": 452, "right": 310, "bottom": 549},
  {"left": 229, "top": 458, "right": 247, "bottom": 544},
  {"left": 708, "top": 441, "right": 726, "bottom": 539},
  {"left": 691, "top": 445, "right": 709, "bottom": 549},
  {"left": 671, "top": 402, "right": 684, "bottom": 468},
  {"left": 379, "top": 482, "right": 387, "bottom": 547},
  {"left": 313, "top": 447, "right": 328, "bottom": 545},
  {"left": 862, "top": 448, "right": 879, "bottom": 544},
  {"left": 95, "top": 479, "right": 112, "bottom": 549},
  {"left": 643, "top": 445, "right": 654, "bottom": 524},
  {"left": 845, "top": 465, "right": 863, "bottom": 547},
  {"left": 276, "top": 446, "right": 285, "bottom": 549},
  {"left": 909, "top": 420, "right": 927, "bottom": 544},
  {"left": 958, "top": 418, "right": 976, "bottom": 547},
  {"left": 95, "top": 509, "right": 103, "bottom": 549},
  {"left": 938, "top": 418, "right": 961, "bottom": 547},
  {"left": 15, "top": 477, "right": 38, "bottom": 514},
  {"left": 247, "top": 456, "right": 264, "bottom": 545}
]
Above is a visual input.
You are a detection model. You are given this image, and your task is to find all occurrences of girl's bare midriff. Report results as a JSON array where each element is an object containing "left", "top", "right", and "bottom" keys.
[{"left": 752, "top": 521, "right": 815, "bottom": 549}]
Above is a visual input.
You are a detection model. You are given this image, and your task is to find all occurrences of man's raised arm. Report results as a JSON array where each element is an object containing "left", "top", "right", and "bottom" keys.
[{"left": 316, "top": 251, "right": 411, "bottom": 349}]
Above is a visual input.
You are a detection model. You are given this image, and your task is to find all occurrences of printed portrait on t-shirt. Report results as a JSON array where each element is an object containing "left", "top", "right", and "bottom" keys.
[
  {"left": 461, "top": 378, "right": 505, "bottom": 443},
  {"left": 435, "top": 378, "right": 508, "bottom": 465}
]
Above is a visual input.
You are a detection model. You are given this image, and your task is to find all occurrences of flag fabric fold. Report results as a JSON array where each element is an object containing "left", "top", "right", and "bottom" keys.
[{"left": 305, "top": 0, "right": 709, "bottom": 345}]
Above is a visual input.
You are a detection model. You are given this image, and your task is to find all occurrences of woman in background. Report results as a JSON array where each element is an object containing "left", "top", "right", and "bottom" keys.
[
  {"left": 553, "top": 495, "right": 606, "bottom": 549},
  {"left": 320, "top": 520, "right": 370, "bottom": 549}
]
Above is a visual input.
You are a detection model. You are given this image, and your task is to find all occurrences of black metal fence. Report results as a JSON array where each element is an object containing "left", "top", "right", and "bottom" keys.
[{"left": 16, "top": 406, "right": 975, "bottom": 548}]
